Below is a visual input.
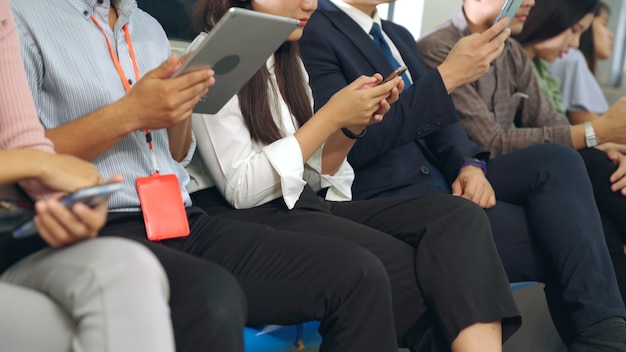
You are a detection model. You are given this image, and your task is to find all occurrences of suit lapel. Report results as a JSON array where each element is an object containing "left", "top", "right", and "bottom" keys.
[{"left": 382, "top": 21, "right": 427, "bottom": 80}]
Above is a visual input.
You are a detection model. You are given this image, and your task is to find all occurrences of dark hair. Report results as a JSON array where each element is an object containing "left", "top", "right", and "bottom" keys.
[
  {"left": 513, "top": 0, "right": 599, "bottom": 45},
  {"left": 580, "top": 1, "right": 610, "bottom": 74},
  {"left": 192, "top": 0, "right": 313, "bottom": 145}
]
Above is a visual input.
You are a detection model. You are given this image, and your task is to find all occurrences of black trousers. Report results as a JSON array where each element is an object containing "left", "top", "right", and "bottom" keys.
[
  {"left": 192, "top": 188, "right": 521, "bottom": 351},
  {"left": 101, "top": 208, "right": 398, "bottom": 352},
  {"left": 578, "top": 147, "right": 626, "bottom": 303},
  {"left": 482, "top": 144, "right": 626, "bottom": 343}
]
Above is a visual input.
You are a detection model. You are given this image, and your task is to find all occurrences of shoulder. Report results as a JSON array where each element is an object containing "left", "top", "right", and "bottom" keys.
[
  {"left": 417, "top": 21, "right": 458, "bottom": 55},
  {"left": 504, "top": 39, "right": 532, "bottom": 74}
]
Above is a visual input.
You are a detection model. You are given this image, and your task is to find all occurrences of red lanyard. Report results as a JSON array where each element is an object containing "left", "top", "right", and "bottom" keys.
[{"left": 91, "top": 15, "right": 159, "bottom": 174}]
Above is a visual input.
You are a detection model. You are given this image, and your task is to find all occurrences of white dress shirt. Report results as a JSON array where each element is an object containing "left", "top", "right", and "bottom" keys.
[
  {"left": 329, "top": 0, "right": 413, "bottom": 84},
  {"left": 188, "top": 54, "right": 354, "bottom": 209}
]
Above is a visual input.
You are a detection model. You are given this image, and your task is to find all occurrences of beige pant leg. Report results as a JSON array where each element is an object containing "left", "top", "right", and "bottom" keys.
[{"left": 0, "top": 237, "right": 174, "bottom": 352}]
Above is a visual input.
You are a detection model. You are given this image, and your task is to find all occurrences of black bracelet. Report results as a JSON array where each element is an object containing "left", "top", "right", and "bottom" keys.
[{"left": 341, "top": 127, "right": 367, "bottom": 140}]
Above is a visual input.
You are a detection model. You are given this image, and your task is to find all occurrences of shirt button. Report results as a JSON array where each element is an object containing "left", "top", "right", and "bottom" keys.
[
  {"left": 420, "top": 166, "right": 430, "bottom": 175},
  {"left": 436, "top": 118, "right": 443, "bottom": 126},
  {"left": 83, "top": 10, "right": 89, "bottom": 16}
]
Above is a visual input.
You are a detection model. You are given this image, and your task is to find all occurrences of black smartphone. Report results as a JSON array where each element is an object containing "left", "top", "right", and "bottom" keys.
[{"left": 381, "top": 66, "right": 408, "bottom": 85}]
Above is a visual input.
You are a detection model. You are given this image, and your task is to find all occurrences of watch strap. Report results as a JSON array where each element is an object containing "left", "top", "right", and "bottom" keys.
[{"left": 584, "top": 122, "right": 599, "bottom": 148}]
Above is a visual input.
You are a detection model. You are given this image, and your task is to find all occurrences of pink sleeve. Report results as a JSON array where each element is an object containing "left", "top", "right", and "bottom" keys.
[{"left": 1, "top": 2, "right": 59, "bottom": 199}]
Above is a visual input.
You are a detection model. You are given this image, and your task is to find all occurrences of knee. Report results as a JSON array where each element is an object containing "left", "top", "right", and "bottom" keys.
[
  {"left": 446, "top": 196, "right": 490, "bottom": 226},
  {"left": 193, "top": 266, "right": 247, "bottom": 329},
  {"left": 85, "top": 238, "right": 168, "bottom": 288},
  {"left": 529, "top": 144, "right": 586, "bottom": 173},
  {"left": 327, "top": 242, "right": 391, "bottom": 294}
]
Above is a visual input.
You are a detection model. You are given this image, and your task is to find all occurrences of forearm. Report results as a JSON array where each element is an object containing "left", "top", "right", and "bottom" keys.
[
  {"left": 568, "top": 110, "right": 601, "bottom": 125},
  {"left": 294, "top": 107, "right": 339, "bottom": 164},
  {"left": 437, "top": 65, "right": 464, "bottom": 94},
  {"left": 0, "top": 149, "right": 53, "bottom": 184},
  {"left": 45, "top": 101, "right": 138, "bottom": 161},
  {"left": 167, "top": 119, "right": 193, "bottom": 162},
  {"left": 322, "top": 128, "right": 359, "bottom": 175}
]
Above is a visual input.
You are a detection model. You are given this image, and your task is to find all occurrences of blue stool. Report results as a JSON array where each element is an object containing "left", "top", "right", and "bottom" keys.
[{"left": 244, "top": 282, "right": 549, "bottom": 351}]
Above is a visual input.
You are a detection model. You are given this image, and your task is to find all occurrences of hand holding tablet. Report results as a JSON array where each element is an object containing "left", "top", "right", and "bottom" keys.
[{"left": 172, "top": 8, "right": 300, "bottom": 114}]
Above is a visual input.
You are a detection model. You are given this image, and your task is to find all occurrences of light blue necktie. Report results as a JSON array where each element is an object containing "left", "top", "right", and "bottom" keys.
[{"left": 369, "top": 23, "right": 411, "bottom": 89}]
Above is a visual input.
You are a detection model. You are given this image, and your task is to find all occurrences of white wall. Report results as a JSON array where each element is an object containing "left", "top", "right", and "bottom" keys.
[
  {"left": 419, "top": 0, "right": 461, "bottom": 37},
  {"left": 380, "top": 1, "right": 425, "bottom": 39},
  {"left": 381, "top": 0, "right": 460, "bottom": 39}
]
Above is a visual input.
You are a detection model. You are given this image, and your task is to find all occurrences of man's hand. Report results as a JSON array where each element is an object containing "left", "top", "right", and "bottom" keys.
[
  {"left": 595, "top": 98, "right": 626, "bottom": 146},
  {"left": 603, "top": 149, "right": 626, "bottom": 195},
  {"left": 596, "top": 142, "right": 626, "bottom": 156},
  {"left": 452, "top": 166, "right": 496, "bottom": 208},
  {"left": 438, "top": 17, "right": 511, "bottom": 93},
  {"left": 120, "top": 54, "right": 215, "bottom": 131}
]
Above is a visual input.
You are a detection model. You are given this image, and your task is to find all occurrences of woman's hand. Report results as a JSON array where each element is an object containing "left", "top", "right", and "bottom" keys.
[
  {"left": 34, "top": 175, "right": 121, "bottom": 247},
  {"left": 322, "top": 74, "right": 403, "bottom": 130},
  {"left": 34, "top": 151, "right": 104, "bottom": 192}
]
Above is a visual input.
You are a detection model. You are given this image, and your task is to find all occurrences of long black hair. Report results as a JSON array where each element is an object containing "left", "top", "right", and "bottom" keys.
[
  {"left": 580, "top": 1, "right": 611, "bottom": 74},
  {"left": 513, "top": 0, "right": 599, "bottom": 45},
  {"left": 192, "top": 0, "right": 313, "bottom": 145}
]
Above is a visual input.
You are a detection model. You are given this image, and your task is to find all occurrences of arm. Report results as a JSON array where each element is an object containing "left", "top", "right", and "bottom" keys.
[
  {"left": 42, "top": 57, "right": 213, "bottom": 161},
  {"left": 419, "top": 35, "right": 574, "bottom": 156},
  {"left": 0, "top": 6, "right": 53, "bottom": 154},
  {"left": 568, "top": 110, "right": 601, "bottom": 124},
  {"left": 191, "top": 74, "right": 398, "bottom": 209},
  {"left": 549, "top": 49, "right": 610, "bottom": 124},
  {"left": 437, "top": 18, "right": 511, "bottom": 93},
  {"left": 300, "top": 21, "right": 459, "bottom": 170},
  {"left": 0, "top": 149, "right": 115, "bottom": 247}
]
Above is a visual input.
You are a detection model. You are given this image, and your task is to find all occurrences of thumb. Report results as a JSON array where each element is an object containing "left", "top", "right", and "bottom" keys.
[
  {"left": 451, "top": 179, "right": 462, "bottom": 196},
  {"left": 607, "top": 150, "right": 620, "bottom": 163},
  {"left": 148, "top": 54, "right": 180, "bottom": 79},
  {"left": 351, "top": 75, "right": 380, "bottom": 90}
]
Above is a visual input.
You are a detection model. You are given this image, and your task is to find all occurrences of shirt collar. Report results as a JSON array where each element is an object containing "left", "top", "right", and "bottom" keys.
[
  {"left": 71, "top": 0, "right": 137, "bottom": 19},
  {"left": 329, "top": 0, "right": 381, "bottom": 34},
  {"left": 452, "top": 8, "right": 474, "bottom": 37}
]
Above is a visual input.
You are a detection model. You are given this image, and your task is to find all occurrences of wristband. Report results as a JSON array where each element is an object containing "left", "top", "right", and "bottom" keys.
[
  {"left": 461, "top": 157, "right": 488, "bottom": 175},
  {"left": 341, "top": 127, "right": 367, "bottom": 140}
]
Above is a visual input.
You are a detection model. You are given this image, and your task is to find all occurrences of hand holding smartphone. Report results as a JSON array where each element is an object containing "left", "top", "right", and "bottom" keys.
[
  {"left": 495, "top": 0, "right": 523, "bottom": 26},
  {"left": 381, "top": 66, "right": 408, "bottom": 85},
  {"left": 11, "top": 182, "right": 123, "bottom": 239}
]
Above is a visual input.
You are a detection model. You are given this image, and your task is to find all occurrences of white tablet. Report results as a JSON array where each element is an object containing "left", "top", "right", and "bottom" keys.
[{"left": 172, "top": 8, "right": 300, "bottom": 114}]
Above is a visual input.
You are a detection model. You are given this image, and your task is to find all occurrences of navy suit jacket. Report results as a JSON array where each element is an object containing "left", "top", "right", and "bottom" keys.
[{"left": 300, "top": 0, "right": 488, "bottom": 200}]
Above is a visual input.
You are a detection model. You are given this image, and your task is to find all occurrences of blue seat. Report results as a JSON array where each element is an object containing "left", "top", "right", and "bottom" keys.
[
  {"left": 243, "top": 281, "right": 563, "bottom": 352},
  {"left": 244, "top": 322, "right": 321, "bottom": 352}
]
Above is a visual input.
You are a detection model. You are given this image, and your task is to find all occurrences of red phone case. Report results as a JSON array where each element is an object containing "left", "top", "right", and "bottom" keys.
[{"left": 136, "top": 174, "right": 190, "bottom": 241}]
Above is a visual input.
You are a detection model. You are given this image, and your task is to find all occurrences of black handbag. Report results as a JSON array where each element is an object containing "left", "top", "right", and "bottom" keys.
[{"left": 0, "top": 184, "right": 47, "bottom": 274}]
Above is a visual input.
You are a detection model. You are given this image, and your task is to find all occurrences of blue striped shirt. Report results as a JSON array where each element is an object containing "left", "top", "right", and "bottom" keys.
[{"left": 12, "top": 0, "right": 194, "bottom": 211}]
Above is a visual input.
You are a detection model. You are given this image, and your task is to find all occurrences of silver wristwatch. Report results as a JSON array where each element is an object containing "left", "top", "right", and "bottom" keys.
[{"left": 584, "top": 122, "right": 599, "bottom": 148}]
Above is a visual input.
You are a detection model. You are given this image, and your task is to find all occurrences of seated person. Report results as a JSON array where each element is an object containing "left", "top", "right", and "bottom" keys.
[
  {"left": 512, "top": 0, "right": 626, "bottom": 305},
  {"left": 11, "top": 0, "right": 448, "bottom": 351},
  {"left": 300, "top": 0, "right": 626, "bottom": 349},
  {"left": 0, "top": 1, "right": 175, "bottom": 350},
  {"left": 188, "top": 0, "right": 522, "bottom": 351},
  {"left": 549, "top": 1, "right": 614, "bottom": 124}
]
